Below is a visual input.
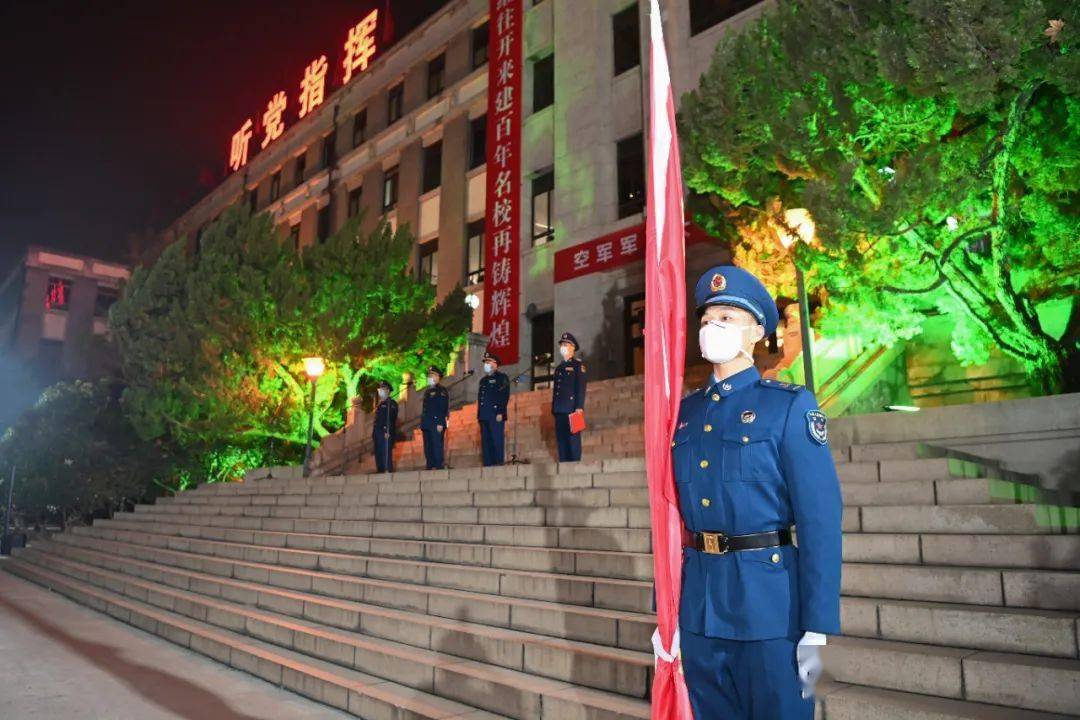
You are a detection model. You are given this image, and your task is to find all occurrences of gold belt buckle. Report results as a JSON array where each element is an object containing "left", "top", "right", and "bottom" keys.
[{"left": 701, "top": 532, "right": 729, "bottom": 555}]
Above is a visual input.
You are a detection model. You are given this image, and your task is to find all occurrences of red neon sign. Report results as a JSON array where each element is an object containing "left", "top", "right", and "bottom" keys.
[{"left": 225, "top": 9, "right": 380, "bottom": 171}]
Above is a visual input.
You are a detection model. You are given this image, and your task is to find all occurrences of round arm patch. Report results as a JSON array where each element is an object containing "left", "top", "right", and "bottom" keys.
[{"left": 806, "top": 410, "right": 828, "bottom": 445}]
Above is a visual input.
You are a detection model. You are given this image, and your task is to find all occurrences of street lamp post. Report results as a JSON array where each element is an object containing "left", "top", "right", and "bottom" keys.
[
  {"left": 776, "top": 208, "right": 817, "bottom": 393},
  {"left": 301, "top": 356, "right": 326, "bottom": 477}
]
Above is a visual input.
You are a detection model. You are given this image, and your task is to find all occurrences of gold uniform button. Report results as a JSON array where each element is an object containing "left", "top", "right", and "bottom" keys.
[
  {"left": 742, "top": 436, "right": 750, "bottom": 443},
  {"left": 711, "top": 393, "right": 720, "bottom": 401},
  {"left": 771, "top": 553, "right": 781, "bottom": 563},
  {"left": 701, "top": 498, "right": 711, "bottom": 507},
  {"left": 704, "top": 424, "right": 712, "bottom": 432},
  {"left": 671, "top": 440, "right": 676, "bottom": 447},
  {"left": 699, "top": 460, "right": 709, "bottom": 469}
]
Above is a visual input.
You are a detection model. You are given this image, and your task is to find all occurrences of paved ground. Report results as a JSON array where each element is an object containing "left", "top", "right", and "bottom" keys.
[{"left": 0, "top": 564, "right": 353, "bottom": 720}]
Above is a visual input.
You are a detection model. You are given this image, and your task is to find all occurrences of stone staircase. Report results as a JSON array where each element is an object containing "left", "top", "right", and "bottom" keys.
[{"left": 6, "top": 428, "right": 1080, "bottom": 717}]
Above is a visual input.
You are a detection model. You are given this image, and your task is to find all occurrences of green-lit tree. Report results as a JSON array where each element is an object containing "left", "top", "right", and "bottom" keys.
[
  {"left": 681, "top": 0, "right": 1079, "bottom": 391},
  {"left": 109, "top": 206, "right": 472, "bottom": 464}
]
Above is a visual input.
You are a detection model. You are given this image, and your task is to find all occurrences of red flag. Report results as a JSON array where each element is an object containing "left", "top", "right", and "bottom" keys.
[{"left": 644, "top": 0, "right": 694, "bottom": 717}]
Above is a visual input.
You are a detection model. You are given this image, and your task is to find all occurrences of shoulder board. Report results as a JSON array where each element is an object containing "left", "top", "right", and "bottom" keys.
[
  {"left": 758, "top": 378, "right": 803, "bottom": 393},
  {"left": 681, "top": 386, "right": 705, "bottom": 401}
]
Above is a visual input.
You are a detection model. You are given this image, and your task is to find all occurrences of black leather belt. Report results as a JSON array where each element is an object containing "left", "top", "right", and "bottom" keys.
[{"left": 691, "top": 528, "right": 793, "bottom": 555}]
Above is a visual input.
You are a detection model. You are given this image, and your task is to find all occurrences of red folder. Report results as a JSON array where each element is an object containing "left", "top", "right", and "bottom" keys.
[{"left": 569, "top": 410, "right": 586, "bottom": 434}]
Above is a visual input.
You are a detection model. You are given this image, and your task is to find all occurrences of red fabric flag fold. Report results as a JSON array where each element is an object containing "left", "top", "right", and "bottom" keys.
[{"left": 644, "top": 1, "right": 694, "bottom": 718}]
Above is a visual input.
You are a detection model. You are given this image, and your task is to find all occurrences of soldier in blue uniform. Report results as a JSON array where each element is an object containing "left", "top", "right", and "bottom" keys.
[
  {"left": 476, "top": 351, "right": 509, "bottom": 466},
  {"left": 421, "top": 365, "right": 449, "bottom": 470},
  {"left": 673, "top": 265, "right": 842, "bottom": 720},
  {"left": 552, "top": 331, "right": 587, "bottom": 462},
  {"left": 372, "top": 380, "right": 397, "bottom": 474}
]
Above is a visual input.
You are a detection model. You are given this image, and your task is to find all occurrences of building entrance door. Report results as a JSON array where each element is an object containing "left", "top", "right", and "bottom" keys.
[{"left": 624, "top": 293, "right": 645, "bottom": 376}]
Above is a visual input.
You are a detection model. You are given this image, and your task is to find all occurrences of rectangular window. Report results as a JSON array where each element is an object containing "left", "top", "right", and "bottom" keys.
[
  {"left": 45, "top": 277, "right": 72, "bottom": 311},
  {"left": 418, "top": 239, "right": 438, "bottom": 285},
  {"left": 382, "top": 165, "right": 399, "bottom": 211},
  {"left": 531, "top": 170, "right": 554, "bottom": 245},
  {"left": 690, "top": 0, "right": 757, "bottom": 36},
  {"left": 387, "top": 82, "right": 404, "bottom": 124},
  {"left": 294, "top": 152, "right": 306, "bottom": 187},
  {"left": 352, "top": 109, "right": 367, "bottom": 147},
  {"left": 469, "top": 114, "right": 487, "bottom": 170},
  {"left": 427, "top": 53, "right": 446, "bottom": 98},
  {"left": 422, "top": 141, "right": 442, "bottom": 193},
  {"left": 248, "top": 186, "right": 258, "bottom": 213},
  {"left": 616, "top": 133, "right": 645, "bottom": 218},
  {"left": 317, "top": 206, "right": 331, "bottom": 243},
  {"left": 465, "top": 219, "right": 484, "bottom": 285},
  {"left": 532, "top": 54, "right": 554, "bottom": 112},
  {"left": 612, "top": 4, "right": 641, "bottom": 75},
  {"left": 321, "top": 130, "right": 336, "bottom": 168},
  {"left": 530, "top": 311, "right": 555, "bottom": 389},
  {"left": 269, "top": 171, "right": 282, "bottom": 201},
  {"left": 471, "top": 22, "right": 489, "bottom": 69},
  {"left": 289, "top": 224, "right": 300, "bottom": 250},
  {"left": 94, "top": 287, "right": 119, "bottom": 317},
  {"left": 348, "top": 186, "right": 363, "bottom": 218}
]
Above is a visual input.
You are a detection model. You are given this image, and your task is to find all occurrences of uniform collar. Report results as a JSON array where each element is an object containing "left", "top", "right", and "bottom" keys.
[{"left": 705, "top": 365, "right": 760, "bottom": 398}]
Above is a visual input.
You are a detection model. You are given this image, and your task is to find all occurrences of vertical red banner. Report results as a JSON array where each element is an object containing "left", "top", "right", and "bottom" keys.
[{"left": 483, "top": 0, "right": 522, "bottom": 364}]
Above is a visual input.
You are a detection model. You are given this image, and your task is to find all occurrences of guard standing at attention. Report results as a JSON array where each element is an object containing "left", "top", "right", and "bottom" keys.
[
  {"left": 476, "top": 351, "right": 509, "bottom": 466},
  {"left": 420, "top": 365, "right": 449, "bottom": 470},
  {"left": 552, "top": 332, "right": 587, "bottom": 462},
  {"left": 372, "top": 380, "right": 397, "bottom": 474},
  {"left": 673, "top": 265, "right": 842, "bottom": 720}
]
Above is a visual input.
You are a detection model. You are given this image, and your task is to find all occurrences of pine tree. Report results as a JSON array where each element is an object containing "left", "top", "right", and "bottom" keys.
[{"left": 681, "top": 0, "right": 1079, "bottom": 391}]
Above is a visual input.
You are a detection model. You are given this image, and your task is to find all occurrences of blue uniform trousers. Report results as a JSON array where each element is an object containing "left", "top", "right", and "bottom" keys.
[
  {"left": 422, "top": 428, "right": 445, "bottom": 470},
  {"left": 373, "top": 434, "right": 394, "bottom": 473},
  {"left": 479, "top": 420, "right": 505, "bottom": 466},
  {"left": 554, "top": 413, "right": 582, "bottom": 462},
  {"left": 681, "top": 627, "right": 813, "bottom": 720}
]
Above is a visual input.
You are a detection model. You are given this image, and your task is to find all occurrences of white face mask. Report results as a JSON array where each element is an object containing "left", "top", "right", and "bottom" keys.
[
  {"left": 377, "top": 388, "right": 389, "bottom": 400},
  {"left": 483, "top": 362, "right": 494, "bottom": 375},
  {"left": 427, "top": 376, "right": 437, "bottom": 387},
  {"left": 559, "top": 345, "right": 572, "bottom": 360},
  {"left": 699, "top": 321, "right": 754, "bottom": 364}
]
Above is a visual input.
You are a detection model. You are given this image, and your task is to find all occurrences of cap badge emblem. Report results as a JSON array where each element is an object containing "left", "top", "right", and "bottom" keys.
[
  {"left": 741, "top": 410, "right": 756, "bottom": 424},
  {"left": 710, "top": 273, "right": 727, "bottom": 293}
]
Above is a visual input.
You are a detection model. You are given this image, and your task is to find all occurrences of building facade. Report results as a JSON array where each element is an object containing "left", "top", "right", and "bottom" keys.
[
  {"left": 0, "top": 246, "right": 130, "bottom": 384},
  {"left": 159, "top": 0, "right": 765, "bottom": 386}
]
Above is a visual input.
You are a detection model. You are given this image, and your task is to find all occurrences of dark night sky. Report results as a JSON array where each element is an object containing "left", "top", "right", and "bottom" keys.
[{"left": 0, "top": 0, "right": 449, "bottom": 273}]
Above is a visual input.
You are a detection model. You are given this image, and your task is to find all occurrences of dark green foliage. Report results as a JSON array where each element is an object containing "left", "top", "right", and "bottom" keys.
[{"left": 681, "top": 0, "right": 1079, "bottom": 391}]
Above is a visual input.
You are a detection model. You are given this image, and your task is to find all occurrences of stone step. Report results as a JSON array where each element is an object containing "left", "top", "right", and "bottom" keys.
[
  {"left": 843, "top": 562, "right": 1080, "bottom": 611},
  {"left": 31, "top": 539, "right": 656, "bottom": 655},
  {"left": 841, "top": 596, "right": 1079, "bottom": 659},
  {"left": 846, "top": 442, "right": 933, "bottom": 463},
  {"left": 2, "top": 559, "right": 516, "bottom": 720},
  {"left": 818, "top": 681, "right": 1074, "bottom": 720},
  {"left": 49, "top": 532, "right": 654, "bottom": 614},
  {"left": 822, "top": 635, "right": 1080, "bottom": 716},
  {"left": 13, "top": 546, "right": 654, "bottom": 706},
  {"left": 843, "top": 533, "right": 1080, "bottom": 570},
  {"left": 855, "top": 504, "right": 1077, "bottom": 535},
  {"left": 838, "top": 457, "right": 992, "bottom": 484},
  {"left": 77, "top": 521, "right": 656, "bottom": 581},
  {"left": 98, "top": 513, "right": 654, "bottom": 552}
]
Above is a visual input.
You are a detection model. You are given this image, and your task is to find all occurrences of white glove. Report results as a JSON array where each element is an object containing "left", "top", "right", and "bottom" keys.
[{"left": 796, "top": 632, "right": 826, "bottom": 699}]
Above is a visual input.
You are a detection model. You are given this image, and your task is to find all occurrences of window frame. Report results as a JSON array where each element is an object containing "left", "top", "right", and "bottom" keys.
[
  {"left": 465, "top": 219, "right": 485, "bottom": 286},
  {"left": 427, "top": 53, "right": 446, "bottom": 98},
  {"left": 418, "top": 238, "right": 439, "bottom": 285},
  {"left": 321, "top": 130, "right": 337, "bottom": 169},
  {"left": 471, "top": 22, "right": 489, "bottom": 69},
  {"left": 531, "top": 169, "right": 555, "bottom": 245},
  {"left": 616, "top": 133, "right": 645, "bottom": 219},
  {"left": 348, "top": 186, "right": 363, "bottom": 218},
  {"left": 382, "top": 165, "right": 399, "bottom": 212},
  {"left": 294, "top": 152, "right": 306, "bottom": 187},
  {"left": 532, "top": 53, "right": 554, "bottom": 113},
  {"left": 469, "top": 114, "right": 487, "bottom": 170},
  {"left": 352, "top": 109, "right": 367, "bottom": 148},
  {"left": 269, "top": 170, "right": 282, "bottom": 202},
  {"left": 387, "top": 82, "right": 404, "bottom": 125},
  {"left": 45, "top": 276, "right": 73, "bottom": 312},
  {"left": 317, "top": 205, "right": 331, "bottom": 244},
  {"left": 689, "top": 0, "right": 757, "bottom": 36},
  {"left": 422, "top": 141, "right": 443, "bottom": 194},
  {"left": 612, "top": 3, "right": 641, "bottom": 76}
]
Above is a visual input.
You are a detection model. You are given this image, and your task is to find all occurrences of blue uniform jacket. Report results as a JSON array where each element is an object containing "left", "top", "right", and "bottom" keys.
[
  {"left": 420, "top": 384, "right": 449, "bottom": 431},
  {"left": 372, "top": 398, "right": 397, "bottom": 438},
  {"left": 551, "top": 358, "right": 587, "bottom": 414},
  {"left": 673, "top": 365, "right": 842, "bottom": 641},
  {"left": 476, "top": 371, "right": 509, "bottom": 422}
]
